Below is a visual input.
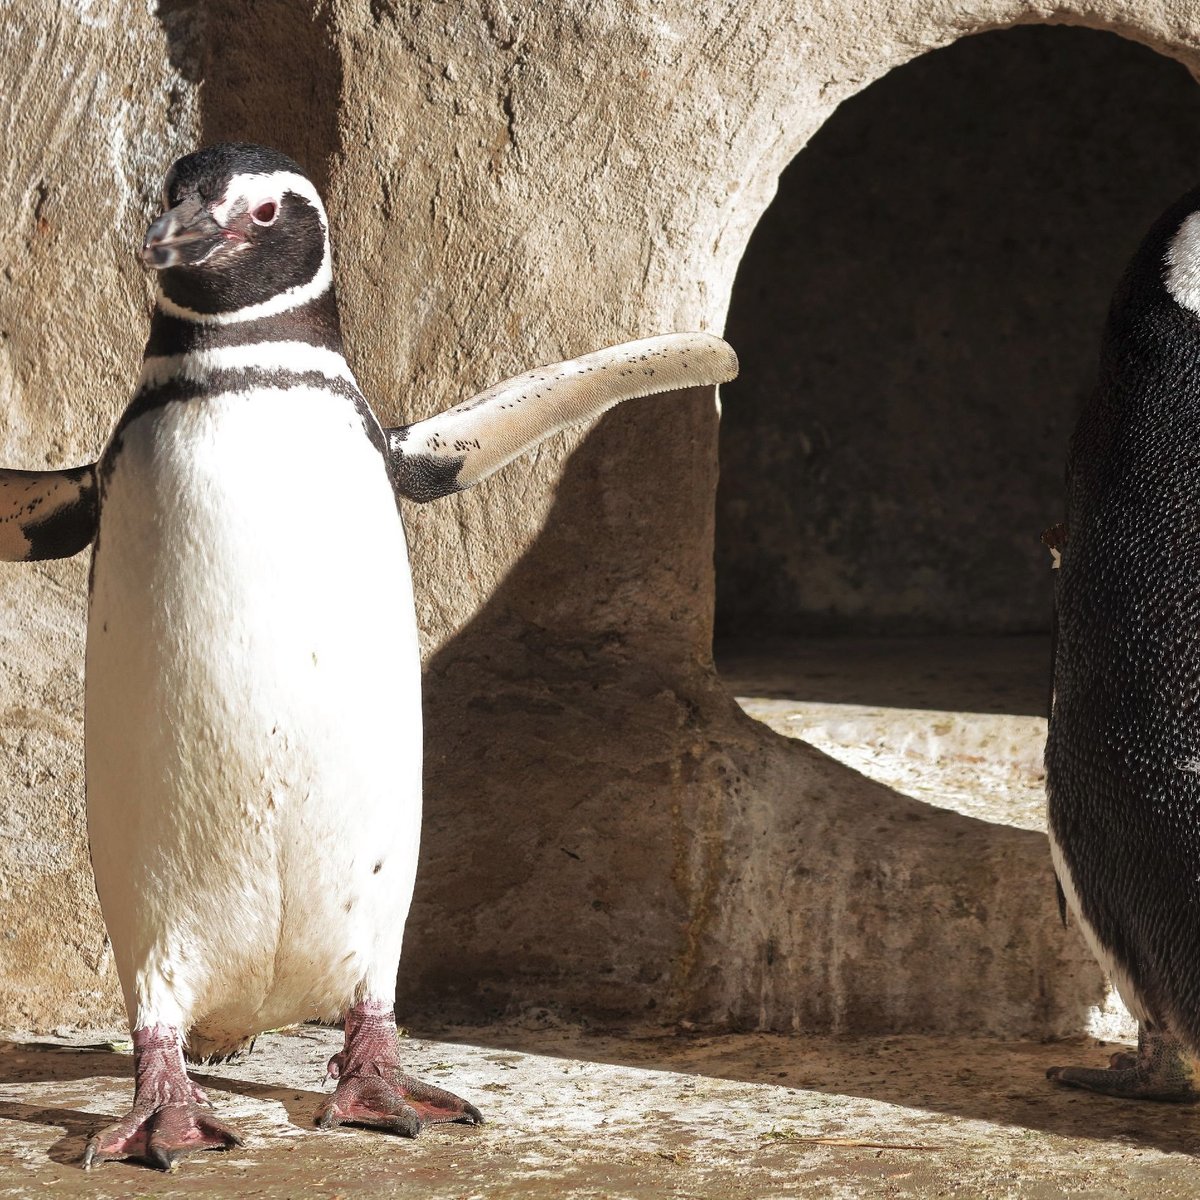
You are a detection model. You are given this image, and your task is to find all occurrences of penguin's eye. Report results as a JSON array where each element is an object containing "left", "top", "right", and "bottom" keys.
[{"left": 251, "top": 201, "right": 279, "bottom": 226}]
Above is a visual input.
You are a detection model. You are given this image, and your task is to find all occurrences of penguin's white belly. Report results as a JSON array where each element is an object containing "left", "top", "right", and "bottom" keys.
[{"left": 86, "top": 387, "right": 421, "bottom": 1050}]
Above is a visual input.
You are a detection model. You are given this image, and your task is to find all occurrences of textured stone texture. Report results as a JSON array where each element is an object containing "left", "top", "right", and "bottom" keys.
[
  {"left": 2, "top": 1, "right": 1200, "bottom": 1038},
  {"left": 0, "top": 1, "right": 198, "bottom": 1028},
  {"left": 0, "top": 1025, "right": 1198, "bottom": 1196}
]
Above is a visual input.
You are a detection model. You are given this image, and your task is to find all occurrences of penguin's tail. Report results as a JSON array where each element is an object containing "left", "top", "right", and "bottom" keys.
[
  {"left": 0, "top": 465, "right": 98, "bottom": 561},
  {"left": 383, "top": 332, "right": 738, "bottom": 502}
]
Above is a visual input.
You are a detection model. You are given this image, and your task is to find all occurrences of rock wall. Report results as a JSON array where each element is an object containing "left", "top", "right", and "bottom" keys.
[{"left": 2, "top": 0, "right": 1198, "bottom": 1036}]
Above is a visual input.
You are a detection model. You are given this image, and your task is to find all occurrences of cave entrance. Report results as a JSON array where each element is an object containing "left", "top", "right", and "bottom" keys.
[{"left": 715, "top": 25, "right": 1200, "bottom": 829}]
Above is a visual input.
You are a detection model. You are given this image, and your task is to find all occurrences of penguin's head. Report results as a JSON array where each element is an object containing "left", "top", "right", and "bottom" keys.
[{"left": 142, "top": 143, "right": 332, "bottom": 321}]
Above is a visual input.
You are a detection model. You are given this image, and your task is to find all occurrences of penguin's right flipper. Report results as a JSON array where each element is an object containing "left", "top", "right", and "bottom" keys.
[
  {"left": 384, "top": 332, "right": 738, "bottom": 502},
  {"left": 0, "top": 465, "right": 98, "bottom": 560}
]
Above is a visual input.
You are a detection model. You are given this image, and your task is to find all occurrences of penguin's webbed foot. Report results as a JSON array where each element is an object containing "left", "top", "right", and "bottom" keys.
[
  {"left": 315, "top": 997, "right": 482, "bottom": 1136},
  {"left": 315, "top": 1069, "right": 482, "bottom": 1135},
  {"left": 82, "top": 1023, "right": 245, "bottom": 1170},
  {"left": 82, "top": 1100, "right": 246, "bottom": 1171},
  {"left": 1047, "top": 1023, "right": 1200, "bottom": 1103}
]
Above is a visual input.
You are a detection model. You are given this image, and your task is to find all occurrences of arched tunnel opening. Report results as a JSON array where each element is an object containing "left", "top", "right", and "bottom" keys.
[{"left": 715, "top": 24, "right": 1200, "bottom": 833}]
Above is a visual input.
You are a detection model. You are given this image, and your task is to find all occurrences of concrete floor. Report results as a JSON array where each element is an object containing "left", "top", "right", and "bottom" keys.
[
  {"left": 719, "top": 634, "right": 1053, "bottom": 832},
  {"left": 2, "top": 635, "right": 1181, "bottom": 1196},
  {"left": 1, "top": 1024, "right": 1199, "bottom": 1197}
]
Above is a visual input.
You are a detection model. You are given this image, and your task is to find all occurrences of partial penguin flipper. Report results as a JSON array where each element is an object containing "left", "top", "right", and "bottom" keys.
[
  {"left": 0, "top": 465, "right": 99, "bottom": 560},
  {"left": 385, "top": 332, "right": 738, "bottom": 502}
]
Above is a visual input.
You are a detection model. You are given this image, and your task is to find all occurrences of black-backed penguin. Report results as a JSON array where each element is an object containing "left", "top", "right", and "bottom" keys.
[
  {"left": 1046, "top": 186, "right": 1200, "bottom": 1100},
  {"left": 0, "top": 142, "right": 738, "bottom": 1169}
]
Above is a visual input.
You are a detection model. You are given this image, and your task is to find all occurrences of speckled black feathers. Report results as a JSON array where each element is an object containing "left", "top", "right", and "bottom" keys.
[
  {"left": 1047, "top": 184, "right": 1200, "bottom": 1047},
  {"left": 384, "top": 427, "right": 466, "bottom": 502},
  {"left": 0, "top": 465, "right": 97, "bottom": 560}
]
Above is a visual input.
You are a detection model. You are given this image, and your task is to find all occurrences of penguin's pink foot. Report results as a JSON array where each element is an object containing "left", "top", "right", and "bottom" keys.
[
  {"left": 315, "top": 998, "right": 482, "bottom": 1136},
  {"left": 83, "top": 1024, "right": 245, "bottom": 1170},
  {"left": 1047, "top": 1023, "right": 1200, "bottom": 1102}
]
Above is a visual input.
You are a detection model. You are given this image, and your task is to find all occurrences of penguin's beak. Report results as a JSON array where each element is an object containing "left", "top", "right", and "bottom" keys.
[{"left": 141, "top": 196, "right": 233, "bottom": 270}]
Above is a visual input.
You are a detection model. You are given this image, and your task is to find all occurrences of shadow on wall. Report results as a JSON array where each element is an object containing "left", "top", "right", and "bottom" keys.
[
  {"left": 401, "top": 386, "right": 725, "bottom": 1024},
  {"left": 157, "top": 0, "right": 342, "bottom": 192},
  {"left": 396, "top": 400, "right": 1106, "bottom": 1041},
  {"left": 392, "top": 25, "right": 1164, "bottom": 1036},
  {"left": 716, "top": 25, "right": 1200, "bottom": 642}
]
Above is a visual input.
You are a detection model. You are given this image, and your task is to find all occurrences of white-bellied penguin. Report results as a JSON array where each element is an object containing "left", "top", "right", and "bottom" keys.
[
  {"left": 1046, "top": 186, "right": 1200, "bottom": 1100},
  {"left": 0, "top": 142, "right": 738, "bottom": 1169}
]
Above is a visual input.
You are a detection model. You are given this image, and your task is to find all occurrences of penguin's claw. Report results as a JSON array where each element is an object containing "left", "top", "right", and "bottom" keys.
[
  {"left": 82, "top": 1023, "right": 245, "bottom": 1169},
  {"left": 314, "top": 1070, "right": 482, "bottom": 1135},
  {"left": 1047, "top": 1026, "right": 1200, "bottom": 1103},
  {"left": 1107, "top": 1049, "right": 1140, "bottom": 1072},
  {"left": 82, "top": 1102, "right": 245, "bottom": 1170}
]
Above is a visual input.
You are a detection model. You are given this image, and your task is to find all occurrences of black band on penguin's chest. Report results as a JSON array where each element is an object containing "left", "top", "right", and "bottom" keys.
[{"left": 143, "top": 290, "right": 344, "bottom": 358}]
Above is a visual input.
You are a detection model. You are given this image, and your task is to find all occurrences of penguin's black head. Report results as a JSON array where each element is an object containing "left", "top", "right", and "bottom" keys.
[{"left": 142, "top": 143, "right": 331, "bottom": 320}]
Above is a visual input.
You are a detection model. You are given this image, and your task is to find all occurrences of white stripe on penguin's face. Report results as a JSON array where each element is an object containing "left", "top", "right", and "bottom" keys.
[
  {"left": 210, "top": 171, "right": 327, "bottom": 231},
  {"left": 155, "top": 170, "right": 333, "bottom": 328}
]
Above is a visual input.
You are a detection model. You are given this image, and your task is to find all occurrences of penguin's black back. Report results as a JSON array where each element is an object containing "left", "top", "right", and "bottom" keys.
[{"left": 1048, "top": 184, "right": 1200, "bottom": 1046}]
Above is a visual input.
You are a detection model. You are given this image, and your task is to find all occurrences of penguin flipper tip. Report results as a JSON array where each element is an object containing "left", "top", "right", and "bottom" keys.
[{"left": 0, "top": 465, "right": 98, "bottom": 561}]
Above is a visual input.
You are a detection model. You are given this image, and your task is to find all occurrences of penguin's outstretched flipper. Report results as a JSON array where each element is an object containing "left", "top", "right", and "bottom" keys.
[
  {"left": 1047, "top": 1023, "right": 1200, "bottom": 1102},
  {"left": 384, "top": 332, "right": 737, "bottom": 502},
  {"left": 0, "top": 465, "right": 98, "bottom": 560}
]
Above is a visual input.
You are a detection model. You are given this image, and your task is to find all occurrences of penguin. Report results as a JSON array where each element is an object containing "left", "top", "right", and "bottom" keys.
[
  {"left": 0, "top": 142, "right": 738, "bottom": 1168},
  {"left": 1045, "top": 185, "right": 1200, "bottom": 1101}
]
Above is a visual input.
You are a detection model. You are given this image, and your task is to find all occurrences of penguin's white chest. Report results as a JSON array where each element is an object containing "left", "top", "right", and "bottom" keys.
[{"left": 86, "top": 386, "right": 421, "bottom": 1043}]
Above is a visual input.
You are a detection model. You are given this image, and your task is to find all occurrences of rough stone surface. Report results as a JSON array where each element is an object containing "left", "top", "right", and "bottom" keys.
[
  {"left": 3, "top": 1, "right": 1200, "bottom": 1041},
  {"left": 720, "top": 634, "right": 1137, "bottom": 1043},
  {"left": 0, "top": 0, "right": 198, "bottom": 1029},
  {"left": 0, "top": 1025, "right": 1198, "bottom": 1197}
]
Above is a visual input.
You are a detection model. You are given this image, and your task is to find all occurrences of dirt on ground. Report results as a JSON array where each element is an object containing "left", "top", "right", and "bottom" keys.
[{"left": 0, "top": 1022, "right": 1196, "bottom": 1198}]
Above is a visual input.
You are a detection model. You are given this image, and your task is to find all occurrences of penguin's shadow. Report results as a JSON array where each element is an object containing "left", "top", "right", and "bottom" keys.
[{"left": 0, "top": 1040, "right": 325, "bottom": 1168}]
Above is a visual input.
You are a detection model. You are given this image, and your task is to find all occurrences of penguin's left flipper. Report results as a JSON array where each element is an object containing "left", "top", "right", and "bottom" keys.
[
  {"left": 1047, "top": 1022, "right": 1200, "bottom": 1102},
  {"left": 0, "top": 465, "right": 98, "bottom": 560},
  {"left": 384, "top": 332, "right": 738, "bottom": 502}
]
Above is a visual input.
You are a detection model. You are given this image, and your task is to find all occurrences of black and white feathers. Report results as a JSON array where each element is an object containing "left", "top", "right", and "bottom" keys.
[
  {"left": 3, "top": 142, "right": 738, "bottom": 1108},
  {"left": 0, "top": 466, "right": 96, "bottom": 561},
  {"left": 0, "top": 143, "right": 736, "bottom": 561},
  {"left": 1047, "top": 183, "right": 1200, "bottom": 1048}
]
